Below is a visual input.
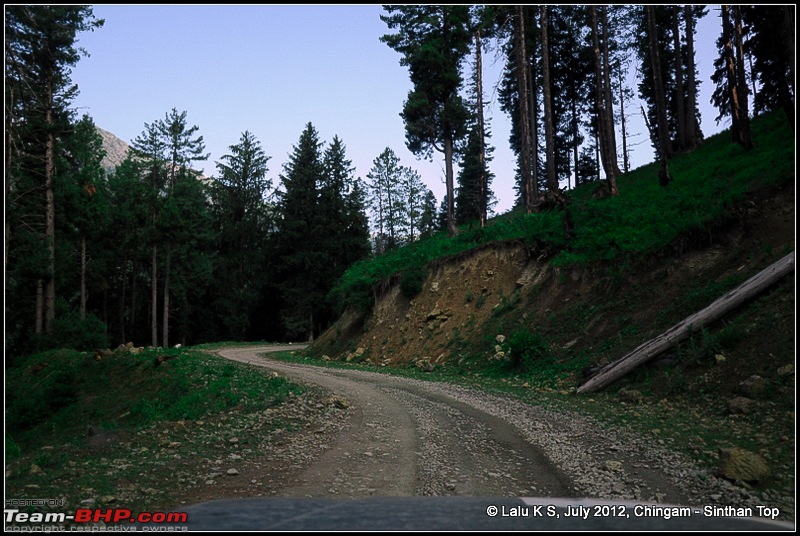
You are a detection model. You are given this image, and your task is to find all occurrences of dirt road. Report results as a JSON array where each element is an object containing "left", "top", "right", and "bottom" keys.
[
  {"left": 158, "top": 345, "right": 795, "bottom": 529},
  {"left": 212, "top": 345, "right": 748, "bottom": 506},
  {"left": 217, "top": 345, "right": 574, "bottom": 498}
]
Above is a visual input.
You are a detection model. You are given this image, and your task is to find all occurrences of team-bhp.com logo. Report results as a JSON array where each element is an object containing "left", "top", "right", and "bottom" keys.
[{"left": 5, "top": 507, "right": 188, "bottom": 527}]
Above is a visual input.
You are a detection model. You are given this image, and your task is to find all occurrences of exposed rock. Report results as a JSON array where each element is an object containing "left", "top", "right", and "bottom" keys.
[
  {"left": 777, "top": 364, "right": 794, "bottom": 377},
  {"left": 618, "top": 388, "right": 643, "bottom": 404},
  {"left": 727, "top": 396, "right": 755, "bottom": 415},
  {"left": 495, "top": 334, "right": 506, "bottom": 344},
  {"left": 604, "top": 460, "right": 623, "bottom": 472},
  {"left": 322, "top": 396, "right": 350, "bottom": 409},
  {"left": 416, "top": 357, "right": 435, "bottom": 372},
  {"left": 737, "top": 375, "right": 767, "bottom": 398},
  {"left": 427, "top": 308, "right": 442, "bottom": 321},
  {"left": 717, "top": 447, "right": 770, "bottom": 483},
  {"left": 226, "top": 468, "right": 240, "bottom": 476}
]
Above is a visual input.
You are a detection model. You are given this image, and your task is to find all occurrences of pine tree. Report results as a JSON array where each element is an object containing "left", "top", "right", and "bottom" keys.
[
  {"left": 131, "top": 109, "right": 207, "bottom": 347},
  {"left": 274, "top": 123, "right": 325, "bottom": 341},
  {"left": 456, "top": 127, "right": 494, "bottom": 225},
  {"left": 540, "top": 6, "right": 558, "bottom": 193},
  {"left": 211, "top": 131, "right": 272, "bottom": 340},
  {"left": 398, "top": 165, "right": 428, "bottom": 243},
  {"left": 131, "top": 119, "right": 168, "bottom": 346},
  {"left": 419, "top": 190, "right": 439, "bottom": 239},
  {"left": 381, "top": 5, "right": 472, "bottom": 236},
  {"left": 591, "top": 6, "right": 620, "bottom": 195},
  {"left": 158, "top": 109, "right": 208, "bottom": 347},
  {"left": 740, "top": 6, "right": 795, "bottom": 129},
  {"left": 319, "top": 136, "right": 370, "bottom": 323},
  {"left": 713, "top": 6, "right": 753, "bottom": 150},
  {"left": 60, "top": 115, "right": 108, "bottom": 321},
  {"left": 106, "top": 155, "right": 152, "bottom": 344},
  {"left": 644, "top": 5, "right": 673, "bottom": 185},
  {"left": 366, "top": 148, "right": 405, "bottom": 253},
  {"left": 4, "top": 5, "right": 103, "bottom": 337}
]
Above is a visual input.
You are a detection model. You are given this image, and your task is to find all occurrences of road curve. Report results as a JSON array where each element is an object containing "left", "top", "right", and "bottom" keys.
[{"left": 215, "top": 345, "right": 574, "bottom": 498}]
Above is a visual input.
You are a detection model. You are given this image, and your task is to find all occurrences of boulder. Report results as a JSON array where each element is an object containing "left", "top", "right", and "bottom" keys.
[
  {"left": 416, "top": 357, "right": 434, "bottom": 372},
  {"left": 717, "top": 447, "right": 770, "bottom": 483},
  {"left": 737, "top": 375, "right": 768, "bottom": 398},
  {"left": 727, "top": 396, "right": 755, "bottom": 415}
]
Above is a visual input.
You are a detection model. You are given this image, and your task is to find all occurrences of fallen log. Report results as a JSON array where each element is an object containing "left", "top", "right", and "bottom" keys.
[{"left": 577, "top": 252, "right": 795, "bottom": 394}]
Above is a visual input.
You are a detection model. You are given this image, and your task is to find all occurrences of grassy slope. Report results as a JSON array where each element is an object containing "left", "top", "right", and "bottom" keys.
[
  {"left": 5, "top": 346, "right": 313, "bottom": 513},
  {"left": 331, "top": 110, "right": 794, "bottom": 312}
]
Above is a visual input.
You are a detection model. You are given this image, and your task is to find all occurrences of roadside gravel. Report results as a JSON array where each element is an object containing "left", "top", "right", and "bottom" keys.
[{"left": 211, "top": 346, "right": 792, "bottom": 521}]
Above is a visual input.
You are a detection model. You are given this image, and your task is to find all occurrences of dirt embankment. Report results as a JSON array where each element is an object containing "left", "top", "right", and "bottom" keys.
[{"left": 313, "top": 181, "right": 795, "bottom": 389}]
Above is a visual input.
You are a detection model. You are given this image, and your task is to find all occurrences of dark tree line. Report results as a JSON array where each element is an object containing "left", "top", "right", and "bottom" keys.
[
  {"left": 5, "top": 5, "right": 794, "bottom": 357},
  {"left": 383, "top": 4, "right": 793, "bottom": 210},
  {"left": 4, "top": 5, "right": 373, "bottom": 355}
]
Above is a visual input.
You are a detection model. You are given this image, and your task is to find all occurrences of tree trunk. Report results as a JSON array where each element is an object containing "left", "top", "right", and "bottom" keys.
[
  {"left": 44, "top": 87, "right": 56, "bottom": 335},
  {"left": 733, "top": 6, "right": 753, "bottom": 149},
  {"left": 515, "top": 5, "right": 533, "bottom": 213},
  {"left": 162, "top": 246, "right": 171, "bottom": 348},
  {"left": 119, "top": 256, "right": 127, "bottom": 345},
  {"left": 80, "top": 237, "right": 87, "bottom": 320},
  {"left": 722, "top": 5, "right": 751, "bottom": 149},
  {"left": 35, "top": 278, "right": 44, "bottom": 334},
  {"left": 571, "top": 89, "right": 579, "bottom": 190},
  {"left": 601, "top": 7, "right": 621, "bottom": 181},
  {"left": 577, "top": 252, "right": 795, "bottom": 394},
  {"left": 444, "top": 134, "right": 458, "bottom": 236},
  {"left": 151, "top": 243, "right": 158, "bottom": 347},
  {"left": 784, "top": 6, "right": 795, "bottom": 107},
  {"left": 528, "top": 43, "right": 539, "bottom": 203},
  {"left": 618, "top": 61, "right": 630, "bottom": 173},
  {"left": 684, "top": 5, "right": 699, "bottom": 149},
  {"left": 540, "top": 5, "right": 557, "bottom": 193},
  {"left": 645, "top": 6, "right": 673, "bottom": 187},
  {"left": 131, "top": 262, "right": 137, "bottom": 337},
  {"left": 673, "top": 6, "right": 687, "bottom": 152},
  {"left": 5, "top": 89, "right": 12, "bottom": 285},
  {"left": 646, "top": 6, "right": 673, "bottom": 163},
  {"left": 474, "top": 29, "right": 486, "bottom": 228},
  {"left": 592, "top": 7, "right": 619, "bottom": 196}
]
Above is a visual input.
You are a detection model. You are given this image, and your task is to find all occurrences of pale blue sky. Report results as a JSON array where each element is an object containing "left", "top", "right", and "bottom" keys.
[{"left": 70, "top": 4, "right": 726, "bottom": 214}]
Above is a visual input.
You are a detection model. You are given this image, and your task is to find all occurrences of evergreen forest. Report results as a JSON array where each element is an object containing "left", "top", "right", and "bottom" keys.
[{"left": 4, "top": 5, "right": 795, "bottom": 361}]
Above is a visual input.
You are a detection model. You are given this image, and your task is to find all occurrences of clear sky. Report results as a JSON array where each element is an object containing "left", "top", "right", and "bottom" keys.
[{"left": 69, "top": 4, "right": 727, "bottom": 215}]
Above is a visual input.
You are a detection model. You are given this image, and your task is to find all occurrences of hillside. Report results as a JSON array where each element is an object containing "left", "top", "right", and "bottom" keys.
[
  {"left": 307, "top": 111, "right": 795, "bottom": 499},
  {"left": 310, "top": 111, "right": 794, "bottom": 385},
  {"left": 311, "top": 180, "right": 794, "bottom": 390}
]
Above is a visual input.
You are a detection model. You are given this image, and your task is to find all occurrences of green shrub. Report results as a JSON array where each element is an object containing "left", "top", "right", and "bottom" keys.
[
  {"left": 399, "top": 265, "right": 427, "bottom": 299},
  {"left": 32, "top": 301, "right": 110, "bottom": 352},
  {"left": 506, "top": 329, "right": 551, "bottom": 373}
]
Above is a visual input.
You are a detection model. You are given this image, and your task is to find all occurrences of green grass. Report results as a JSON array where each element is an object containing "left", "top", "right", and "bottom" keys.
[
  {"left": 330, "top": 110, "right": 794, "bottom": 311},
  {"left": 5, "top": 346, "right": 305, "bottom": 452}
]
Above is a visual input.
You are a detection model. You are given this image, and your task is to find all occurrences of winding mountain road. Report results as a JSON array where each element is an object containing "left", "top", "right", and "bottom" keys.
[
  {"left": 169, "top": 345, "right": 793, "bottom": 530},
  {"left": 214, "top": 345, "right": 684, "bottom": 502}
]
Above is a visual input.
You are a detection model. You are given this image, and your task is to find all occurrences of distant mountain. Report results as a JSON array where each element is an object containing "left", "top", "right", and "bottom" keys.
[
  {"left": 96, "top": 126, "right": 131, "bottom": 172},
  {"left": 95, "top": 126, "right": 209, "bottom": 181}
]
